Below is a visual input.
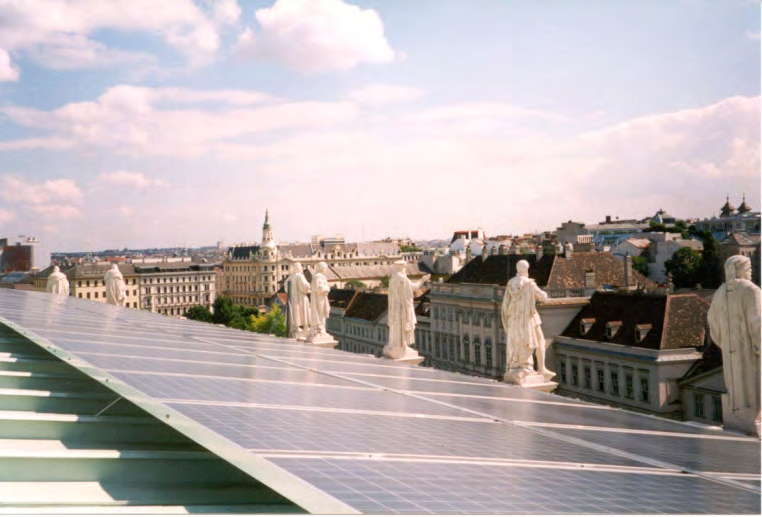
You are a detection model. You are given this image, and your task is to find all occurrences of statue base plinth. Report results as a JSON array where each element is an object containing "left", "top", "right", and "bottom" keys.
[
  {"left": 723, "top": 408, "right": 761, "bottom": 438},
  {"left": 306, "top": 332, "right": 339, "bottom": 349},
  {"left": 503, "top": 369, "right": 558, "bottom": 393},
  {"left": 383, "top": 345, "right": 424, "bottom": 365}
]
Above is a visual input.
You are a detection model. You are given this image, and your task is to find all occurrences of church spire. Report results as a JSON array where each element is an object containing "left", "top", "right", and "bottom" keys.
[
  {"left": 261, "top": 209, "right": 276, "bottom": 250},
  {"left": 737, "top": 194, "right": 752, "bottom": 215},
  {"left": 720, "top": 195, "right": 735, "bottom": 218}
]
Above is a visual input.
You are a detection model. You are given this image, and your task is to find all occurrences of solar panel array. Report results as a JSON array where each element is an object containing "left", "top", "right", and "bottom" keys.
[{"left": 1, "top": 289, "right": 759, "bottom": 514}]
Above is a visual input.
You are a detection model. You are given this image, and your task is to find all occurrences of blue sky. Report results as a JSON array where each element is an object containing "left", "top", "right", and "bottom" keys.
[{"left": 0, "top": 0, "right": 759, "bottom": 251}]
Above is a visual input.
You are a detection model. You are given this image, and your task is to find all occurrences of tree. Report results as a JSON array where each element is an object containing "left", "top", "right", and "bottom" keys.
[
  {"left": 399, "top": 245, "right": 422, "bottom": 252},
  {"left": 631, "top": 256, "right": 649, "bottom": 277},
  {"left": 344, "top": 280, "right": 367, "bottom": 290},
  {"left": 665, "top": 247, "right": 703, "bottom": 288},
  {"left": 212, "top": 296, "right": 236, "bottom": 325},
  {"left": 250, "top": 305, "right": 287, "bottom": 337},
  {"left": 185, "top": 305, "right": 212, "bottom": 322},
  {"left": 380, "top": 275, "right": 390, "bottom": 288}
]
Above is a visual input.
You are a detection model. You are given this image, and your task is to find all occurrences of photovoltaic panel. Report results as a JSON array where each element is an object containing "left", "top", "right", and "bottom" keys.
[
  {"left": 0, "top": 289, "right": 759, "bottom": 514},
  {"left": 267, "top": 457, "right": 762, "bottom": 515}
]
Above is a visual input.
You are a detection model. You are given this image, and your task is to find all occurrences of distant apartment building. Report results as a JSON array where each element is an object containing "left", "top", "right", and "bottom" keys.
[
  {"left": 223, "top": 211, "right": 406, "bottom": 308},
  {"left": 33, "top": 258, "right": 217, "bottom": 315},
  {"left": 424, "top": 249, "right": 656, "bottom": 379},
  {"left": 718, "top": 232, "right": 760, "bottom": 286},
  {"left": 34, "top": 263, "right": 141, "bottom": 308},
  {"left": 694, "top": 196, "right": 760, "bottom": 237},
  {"left": 553, "top": 291, "right": 710, "bottom": 420},
  {"left": 1, "top": 236, "right": 49, "bottom": 272},
  {"left": 327, "top": 289, "right": 431, "bottom": 358},
  {"left": 134, "top": 258, "right": 217, "bottom": 316}
]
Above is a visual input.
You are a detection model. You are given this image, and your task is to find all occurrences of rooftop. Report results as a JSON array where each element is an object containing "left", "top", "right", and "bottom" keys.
[{"left": 0, "top": 289, "right": 758, "bottom": 514}]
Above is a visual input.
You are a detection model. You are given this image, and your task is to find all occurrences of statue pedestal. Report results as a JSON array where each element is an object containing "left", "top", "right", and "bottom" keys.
[
  {"left": 503, "top": 369, "right": 558, "bottom": 393},
  {"left": 383, "top": 345, "right": 424, "bottom": 366},
  {"left": 306, "top": 332, "right": 339, "bottom": 349},
  {"left": 723, "top": 406, "right": 761, "bottom": 437}
]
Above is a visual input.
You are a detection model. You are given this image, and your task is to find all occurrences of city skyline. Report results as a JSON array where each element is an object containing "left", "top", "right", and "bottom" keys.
[{"left": 0, "top": 0, "right": 759, "bottom": 251}]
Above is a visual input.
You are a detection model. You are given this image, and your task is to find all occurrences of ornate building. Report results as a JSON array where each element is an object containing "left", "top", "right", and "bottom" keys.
[{"left": 223, "top": 212, "right": 406, "bottom": 308}]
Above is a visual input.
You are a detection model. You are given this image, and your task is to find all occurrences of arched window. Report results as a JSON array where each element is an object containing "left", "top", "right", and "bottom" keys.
[
  {"left": 474, "top": 337, "right": 482, "bottom": 367},
  {"left": 463, "top": 335, "right": 470, "bottom": 363}
]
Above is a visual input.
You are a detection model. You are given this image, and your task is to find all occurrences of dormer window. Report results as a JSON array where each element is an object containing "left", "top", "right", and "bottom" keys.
[
  {"left": 605, "top": 321, "right": 622, "bottom": 339},
  {"left": 580, "top": 318, "right": 595, "bottom": 335},
  {"left": 635, "top": 323, "right": 652, "bottom": 343}
]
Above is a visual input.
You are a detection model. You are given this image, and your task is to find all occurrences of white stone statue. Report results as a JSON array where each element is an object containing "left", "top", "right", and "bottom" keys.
[
  {"left": 708, "top": 255, "right": 761, "bottom": 436},
  {"left": 46, "top": 266, "right": 70, "bottom": 296},
  {"left": 287, "top": 262, "right": 311, "bottom": 339},
  {"left": 383, "top": 260, "right": 430, "bottom": 360},
  {"left": 309, "top": 261, "right": 331, "bottom": 339},
  {"left": 104, "top": 263, "right": 127, "bottom": 306},
  {"left": 501, "top": 259, "right": 554, "bottom": 385}
]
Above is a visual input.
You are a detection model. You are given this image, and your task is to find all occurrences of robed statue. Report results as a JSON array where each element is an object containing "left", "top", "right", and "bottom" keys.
[
  {"left": 708, "top": 255, "right": 760, "bottom": 436},
  {"left": 309, "top": 261, "right": 331, "bottom": 338},
  {"left": 287, "top": 262, "right": 311, "bottom": 339},
  {"left": 501, "top": 259, "right": 554, "bottom": 384},
  {"left": 46, "top": 266, "right": 70, "bottom": 297},
  {"left": 104, "top": 263, "right": 127, "bottom": 306},
  {"left": 383, "top": 260, "right": 429, "bottom": 360}
]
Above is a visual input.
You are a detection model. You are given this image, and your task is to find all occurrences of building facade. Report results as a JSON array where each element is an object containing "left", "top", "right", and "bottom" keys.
[
  {"left": 424, "top": 250, "right": 656, "bottom": 379},
  {"left": 134, "top": 259, "right": 217, "bottom": 316},
  {"left": 553, "top": 291, "right": 709, "bottom": 419},
  {"left": 224, "top": 212, "right": 405, "bottom": 308}
]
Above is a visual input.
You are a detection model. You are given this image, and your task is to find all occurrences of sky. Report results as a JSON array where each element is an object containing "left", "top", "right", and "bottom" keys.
[{"left": 0, "top": 0, "right": 759, "bottom": 252}]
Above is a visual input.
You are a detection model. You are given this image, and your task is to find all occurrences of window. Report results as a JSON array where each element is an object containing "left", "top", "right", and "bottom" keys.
[
  {"left": 711, "top": 396, "right": 722, "bottom": 423},
  {"left": 624, "top": 371, "right": 634, "bottom": 399},
  {"left": 635, "top": 324, "right": 652, "bottom": 343},
  {"left": 463, "top": 336, "right": 470, "bottom": 363},
  {"left": 449, "top": 341, "right": 455, "bottom": 362},
  {"left": 610, "top": 369, "right": 620, "bottom": 396},
  {"left": 580, "top": 318, "right": 595, "bottom": 335},
  {"left": 474, "top": 338, "right": 481, "bottom": 367},
  {"left": 583, "top": 364, "right": 591, "bottom": 389},
  {"left": 694, "top": 392, "right": 705, "bottom": 418},
  {"left": 435, "top": 333, "right": 441, "bottom": 357},
  {"left": 639, "top": 370, "right": 650, "bottom": 403},
  {"left": 605, "top": 321, "right": 622, "bottom": 339},
  {"left": 597, "top": 368, "right": 605, "bottom": 391},
  {"left": 485, "top": 342, "right": 493, "bottom": 369},
  {"left": 571, "top": 363, "right": 579, "bottom": 386},
  {"left": 559, "top": 361, "right": 567, "bottom": 383}
]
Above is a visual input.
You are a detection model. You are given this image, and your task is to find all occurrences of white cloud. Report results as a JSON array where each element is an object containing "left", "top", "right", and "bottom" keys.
[
  {"left": 0, "top": 47, "right": 19, "bottom": 81},
  {"left": 100, "top": 170, "right": 168, "bottom": 188},
  {"left": 235, "top": 0, "right": 394, "bottom": 72},
  {"left": 115, "top": 205, "right": 135, "bottom": 217},
  {"left": 25, "top": 33, "right": 155, "bottom": 70},
  {"left": 1, "top": 176, "right": 84, "bottom": 220},
  {"left": 347, "top": 84, "right": 425, "bottom": 105},
  {"left": 0, "top": 0, "right": 236, "bottom": 72},
  {"left": 2, "top": 84, "right": 357, "bottom": 157},
  {"left": 0, "top": 207, "right": 15, "bottom": 224}
]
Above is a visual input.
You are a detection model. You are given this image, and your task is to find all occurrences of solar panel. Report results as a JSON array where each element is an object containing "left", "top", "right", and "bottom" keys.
[{"left": 0, "top": 289, "right": 759, "bottom": 514}]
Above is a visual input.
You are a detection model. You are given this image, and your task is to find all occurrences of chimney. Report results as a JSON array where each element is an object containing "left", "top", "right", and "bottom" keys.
[
  {"left": 537, "top": 245, "right": 544, "bottom": 260},
  {"left": 606, "top": 215, "right": 612, "bottom": 223},
  {"left": 490, "top": 245, "right": 497, "bottom": 256},
  {"left": 466, "top": 246, "right": 472, "bottom": 263},
  {"left": 624, "top": 254, "right": 634, "bottom": 289},
  {"left": 564, "top": 242, "right": 573, "bottom": 260},
  {"left": 481, "top": 245, "right": 488, "bottom": 261}
]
